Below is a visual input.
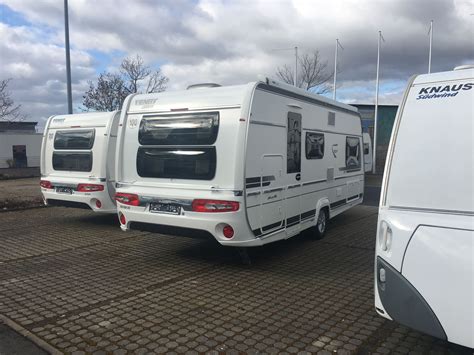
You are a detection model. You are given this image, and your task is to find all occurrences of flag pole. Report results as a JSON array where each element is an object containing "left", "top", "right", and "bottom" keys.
[
  {"left": 294, "top": 46, "right": 298, "bottom": 87},
  {"left": 64, "top": 0, "right": 73, "bottom": 114},
  {"left": 373, "top": 31, "right": 383, "bottom": 174},
  {"left": 333, "top": 39, "right": 338, "bottom": 100},
  {"left": 428, "top": 20, "right": 433, "bottom": 73}
]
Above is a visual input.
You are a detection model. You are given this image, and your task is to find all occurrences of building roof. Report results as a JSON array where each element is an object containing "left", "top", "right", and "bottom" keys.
[{"left": 0, "top": 121, "right": 38, "bottom": 133}]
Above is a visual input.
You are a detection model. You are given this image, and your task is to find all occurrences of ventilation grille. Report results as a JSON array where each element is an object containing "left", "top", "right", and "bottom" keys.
[{"left": 328, "top": 112, "right": 336, "bottom": 126}]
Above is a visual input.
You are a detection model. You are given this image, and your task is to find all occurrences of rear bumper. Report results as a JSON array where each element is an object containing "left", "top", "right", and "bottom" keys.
[
  {"left": 42, "top": 188, "right": 116, "bottom": 213},
  {"left": 116, "top": 203, "right": 262, "bottom": 246}
]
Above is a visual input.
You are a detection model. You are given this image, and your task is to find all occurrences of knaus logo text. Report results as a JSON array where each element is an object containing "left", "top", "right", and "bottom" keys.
[{"left": 416, "top": 82, "right": 473, "bottom": 100}]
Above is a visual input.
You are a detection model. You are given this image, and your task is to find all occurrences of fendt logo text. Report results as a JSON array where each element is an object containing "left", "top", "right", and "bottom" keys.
[{"left": 417, "top": 82, "right": 473, "bottom": 100}]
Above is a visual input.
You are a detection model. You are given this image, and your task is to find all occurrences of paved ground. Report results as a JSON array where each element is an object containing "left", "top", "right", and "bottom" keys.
[
  {"left": 0, "top": 177, "right": 42, "bottom": 210},
  {"left": 1, "top": 202, "right": 472, "bottom": 354}
]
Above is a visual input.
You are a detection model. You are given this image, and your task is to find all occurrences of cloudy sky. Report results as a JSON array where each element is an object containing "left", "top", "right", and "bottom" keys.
[{"left": 0, "top": 0, "right": 473, "bottom": 128}]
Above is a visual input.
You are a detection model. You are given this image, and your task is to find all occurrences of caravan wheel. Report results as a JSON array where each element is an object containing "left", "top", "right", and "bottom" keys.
[{"left": 312, "top": 208, "right": 328, "bottom": 240}]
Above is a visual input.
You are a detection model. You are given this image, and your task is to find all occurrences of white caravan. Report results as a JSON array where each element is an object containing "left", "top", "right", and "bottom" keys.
[
  {"left": 375, "top": 66, "right": 474, "bottom": 348},
  {"left": 115, "top": 78, "right": 364, "bottom": 247},
  {"left": 363, "top": 132, "right": 373, "bottom": 172},
  {"left": 40, "top": 111, "right": 120, "bottom": 213}
]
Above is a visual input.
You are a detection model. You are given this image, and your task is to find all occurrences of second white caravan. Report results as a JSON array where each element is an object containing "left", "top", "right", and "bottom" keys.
[
  {"left": 115, "top": 78, "right": 365, "bottom": 246},
  {"left": 40, "top": 111, "right": 120, "bottom": 213}
]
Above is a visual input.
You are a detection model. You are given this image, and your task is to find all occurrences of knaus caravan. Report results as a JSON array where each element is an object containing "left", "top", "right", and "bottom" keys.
[
  {"left": 375, "top": 66, "right": 474, "bottom": 348},
  {"left": 115, "top": 78, "right": 365, "bottom": 247},
  {"left": 40, "top": 111, "right": 120, "bottom": 213}
]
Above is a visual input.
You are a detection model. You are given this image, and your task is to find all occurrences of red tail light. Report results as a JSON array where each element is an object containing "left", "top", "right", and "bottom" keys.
[
  {"left": 77, "top": 183, "right": 104, "bottom": 192},
  {"left": 40, "top": 180, "right": 53, "bottom": 189},
  {"left": 192, "top": 199, "right": 239, "bottom": 213},
  {"left": 115, "top": 193, "right": 140, "bottom": 206},
  {"left": 223, "top": 225, "right": 234, "bottom": 239}
]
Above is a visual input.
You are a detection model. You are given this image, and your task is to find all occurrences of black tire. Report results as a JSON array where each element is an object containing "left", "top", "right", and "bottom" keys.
[{"left": 305, "top": 208, "right": 328, "bottom": 240}]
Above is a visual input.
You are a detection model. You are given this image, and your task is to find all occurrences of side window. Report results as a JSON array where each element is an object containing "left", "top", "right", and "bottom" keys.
[
  {"left": 346, "top": 136, "right": 361, "bottom": 169},
  {"left": 305, "top": 132, "right": 324, "bottom": 159},
  {"left": 287, "top": 112, "right": 301, "bottom": 173}
]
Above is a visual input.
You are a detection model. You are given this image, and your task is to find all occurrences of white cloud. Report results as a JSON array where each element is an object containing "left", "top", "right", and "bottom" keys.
[{"left": 1, "top": 0, "right": 473, "bottom": 125}]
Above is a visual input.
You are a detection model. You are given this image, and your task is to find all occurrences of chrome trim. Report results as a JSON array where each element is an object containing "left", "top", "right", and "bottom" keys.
[
  {"left": 389, "top": 205, "right": 474, "bottom": 216},
  {"left": 249, "top": 120, "right": 286, "bottom": 128}
]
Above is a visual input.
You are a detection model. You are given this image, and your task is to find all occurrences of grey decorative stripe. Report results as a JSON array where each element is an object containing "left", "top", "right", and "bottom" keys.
[
  {"left": 303, "top": 179, "right": 326, "bottom": 186},
  {"left": 330, "top": 199, "right": 346, "bottom": 209}
]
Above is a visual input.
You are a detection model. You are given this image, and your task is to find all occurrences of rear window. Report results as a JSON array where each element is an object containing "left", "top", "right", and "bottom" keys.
[
  {"left": 139, "top": 112, "right": 219, "bottom": 145},
  {"left": 54, "top": 130, "right": 95, "bottom": 150},
  {"left": 136, "top": 147, "right": 216, "bottom": 180},
  {"left": 53, "top": 152, "right": 92, "bottom": 172}
]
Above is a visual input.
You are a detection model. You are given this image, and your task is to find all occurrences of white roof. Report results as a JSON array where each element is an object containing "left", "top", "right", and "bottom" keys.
[
  {"left": 48, "top": 111, "right": 118, "bottom": 129},
  {"left": 128, "top": 77, "right": 358, "bottom": 114},
  {"left": 413, "top": 67, "right": 474, "bottom": 85}
]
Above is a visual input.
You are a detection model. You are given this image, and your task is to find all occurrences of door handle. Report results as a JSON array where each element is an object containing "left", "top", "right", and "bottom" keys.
[{"left": 295, "top": 173, "right": 301, "bottom": 181}]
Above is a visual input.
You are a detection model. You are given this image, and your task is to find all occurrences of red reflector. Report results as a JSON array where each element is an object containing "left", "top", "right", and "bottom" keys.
[
  {"left": 115, "top": 193, "right": 140, "bottom": 206},
  {"left": 119, "top": 212, "right": 126, "bottom": 225},
  {"left": 77, "top": 183, "right": 104, "bottom": 192},
  {"left": 40, "top": 180, "right": 53, "bottom": 189},
  {"left": 192, "top": 199, "right": 239, "bottom": 213},
  {"left": 95, "top": 200, "right": 102, "bottom": 208},
  {"left": 223, "top": 225, "right": 234, "bottom": 239}
]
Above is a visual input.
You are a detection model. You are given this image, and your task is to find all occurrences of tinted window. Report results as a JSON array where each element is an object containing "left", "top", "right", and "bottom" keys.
[
  {"left": 306, "top": 132, "right": 324, "bottom": 159},
  {"left": 54, "top": 130, "right": 95, "bottom": 150},
  {"left": 364, "top": 143, "right": 370, "bottom": 155},
  {"left": 346, "top": 137, "right": 361, "bottom": 169},
  {"left": 287, "top": 112, "right": 301, "bottom": 173},
  {"left": 137, "top": 147, "right": 216, "bottom": 180},
  {"left": 139, "top": 112, "right": 219, "bottom": 145},
  {"left": 53, "top": 152, "right": 92, "bottom": 172}
]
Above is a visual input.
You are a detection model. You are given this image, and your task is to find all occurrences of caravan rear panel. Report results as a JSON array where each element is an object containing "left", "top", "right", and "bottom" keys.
[{"left": 40, "top": 111, "right": 120, "bottom": 213}]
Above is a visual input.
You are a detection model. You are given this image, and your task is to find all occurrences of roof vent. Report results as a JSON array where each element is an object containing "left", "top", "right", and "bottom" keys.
[
  {"left": 186, "top": 83, "right": 221, "bottom": 90},
  {"left": 454, "top": 65, "right": 474, "bottom": 71}
]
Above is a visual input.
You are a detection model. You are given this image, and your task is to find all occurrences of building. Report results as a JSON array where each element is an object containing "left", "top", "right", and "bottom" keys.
[
  {"left": 0, "top": 121, "right": 43, "bottom": 169},
  {"left": 351, "top": 104, "right": 398, "bottom": 173}
]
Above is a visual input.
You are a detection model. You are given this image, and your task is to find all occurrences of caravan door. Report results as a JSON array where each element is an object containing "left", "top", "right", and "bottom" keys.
[
  {"left": 258, "top": 155, "right": 285, "bottom": 235},
  {"left": 285, "top": 112, "right": 303, "bottom": 232}
]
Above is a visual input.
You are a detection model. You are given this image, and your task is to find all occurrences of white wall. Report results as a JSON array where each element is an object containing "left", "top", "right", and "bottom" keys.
[{"left": 0, "top": 133, "right": 43, "bottom": 168}]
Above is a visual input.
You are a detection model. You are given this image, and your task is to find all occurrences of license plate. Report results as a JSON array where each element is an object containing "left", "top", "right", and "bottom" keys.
[
  {"left": 149, "top": 202, "right": 181, "bottom": 215},
  {"left": 56, "top": 187, "right": 73, "bottom": 194}
]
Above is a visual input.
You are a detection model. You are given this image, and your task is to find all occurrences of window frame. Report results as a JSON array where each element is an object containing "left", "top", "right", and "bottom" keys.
[
  {"left": 54, "top": 129, "right": 95, "bottom": 150},
  {"left": 136, "top": 147, "right": 217, "bottom": 180},
  {"left": 305, "top": 132, "right": 325, "bottom": 160},
  {"left": 345, "top": 136, "right": 361, "bottom": 170},
  {"left": 138, "top": 112, "right": 220, "bottom": 146},
  {"left": 52, "top": 151, "right": 93, "bottom": 172}
]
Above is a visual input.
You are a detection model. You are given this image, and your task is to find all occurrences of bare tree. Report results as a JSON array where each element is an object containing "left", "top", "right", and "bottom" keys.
[
  {"left": 0, "top": 79, "right": 26, "bottom": 122},
  {"left": 83, "top": 73, "right": 129, "bottom": 111},
  {"left": 83, "top": 54, "right": 169, "bottom": 111},
  {"left": 121, "top": 54, "right": 168, "bottom": 94},
  {"left": 276, "top": 50, "right": 332, "bottom": 94}
]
